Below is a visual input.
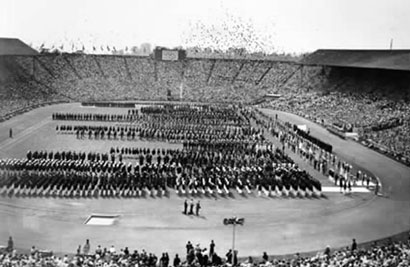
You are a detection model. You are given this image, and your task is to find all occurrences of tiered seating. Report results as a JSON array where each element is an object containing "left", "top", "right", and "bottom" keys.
[
  {"left": 2, "top": 233, "right": 410, "bottom": 267},
  {"left": 266, "top": 66, "right": 410, "bottom": 164},
  {"left": 2, "top": 53, "right": 409, "bottom": 163},
  {"left": 156, "top": 61, "right": 184, "bottom": 98}
]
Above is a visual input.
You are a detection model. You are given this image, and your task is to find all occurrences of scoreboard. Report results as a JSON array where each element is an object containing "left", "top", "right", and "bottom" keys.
[{"left": 154, "top": 47, "right": 186, "bottom": 61}]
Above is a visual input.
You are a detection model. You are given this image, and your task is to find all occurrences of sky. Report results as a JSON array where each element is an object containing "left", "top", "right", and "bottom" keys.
[{"left": 1, "top": 0, "right": 410, "bottom": 53}]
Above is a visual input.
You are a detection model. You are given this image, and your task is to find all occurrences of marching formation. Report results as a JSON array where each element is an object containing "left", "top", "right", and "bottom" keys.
[
  {"left": 55, "top": 105, "right": 264, "bottom": 143},
  {"left": 0, "top": 104, "right": 322, "bottom": 199},
  {"left": 0, "top": 144, "right": 321, "bottom": 198}
]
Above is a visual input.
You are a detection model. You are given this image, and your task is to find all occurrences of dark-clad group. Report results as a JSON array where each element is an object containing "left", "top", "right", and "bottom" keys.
[
  {"left": 55, "top": 105, "right": 265, "bottom": 144},
  {"left": 0, "top": 104, "right": 322, "bottom": 199},
  {"left": 52, "top": 112, "right": 138, "bottom": 122},
  {"left": 183, "top": 199, "right": 201, "bottom": 216}
]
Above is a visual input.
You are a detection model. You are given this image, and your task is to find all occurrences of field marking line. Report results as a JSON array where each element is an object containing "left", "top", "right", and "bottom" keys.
[{"left": 0, "top": 117, "right": 51, "bottom": 153}]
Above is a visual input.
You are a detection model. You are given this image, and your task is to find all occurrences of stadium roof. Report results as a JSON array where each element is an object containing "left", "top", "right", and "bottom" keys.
[
  {"left": 300, "top": 49, "right": 410, "bottom": 71},
  {"left": 0, "top": 38, "right": 38, "bottom": 55}
]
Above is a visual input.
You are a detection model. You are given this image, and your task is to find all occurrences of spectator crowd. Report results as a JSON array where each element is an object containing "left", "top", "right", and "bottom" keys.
[
  {"left": 2, "top": 235, "right": 410, "bottom": 267},
  {"left": 3, "top": 53, "right": 409, "bottom": 168}
]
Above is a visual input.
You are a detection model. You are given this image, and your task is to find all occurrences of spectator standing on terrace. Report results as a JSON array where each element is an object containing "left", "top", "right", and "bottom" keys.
[
  {"left": 351, "top": 239, "right": 357, "bottom": 251},
  {"left": 324, "top": 245, "right": 331, "bottom": 258},
  {"left": 30, "top": 246, "right": 37, "bottom": 256},
  {"left": 226, "top": 249, "right": 232, "bottom": 264},
  {"left": 186, "top": 241, "right": 193, "bottom": 254},
  {"left": 160, "top": 253, "right": 167, "bottom": 267},
  {"left": 209, "top": 240, "right": 215, "bottom": 257},
  {"left": 6, "top": 236, "right": 13, "bottom": 253},
  {"left": 262, "top": 252, "right": 269, "bottom": 263},
  {"left": 83, "top": 239, "right": 90, "bottom": 255},
  {"left": 95, "top": 245, "right": 102, "bottom": 255},
  {"left": 173, "top": 254, "right": 181, "bottom": 267}
]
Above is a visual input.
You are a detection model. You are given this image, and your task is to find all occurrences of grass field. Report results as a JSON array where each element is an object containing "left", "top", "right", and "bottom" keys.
[{"left": 0, "top": 103, "right": 409, "bottom": 258}]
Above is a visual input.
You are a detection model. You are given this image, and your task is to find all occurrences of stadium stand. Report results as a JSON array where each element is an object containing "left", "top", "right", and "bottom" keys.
[
  {"left": 0, "top": 38, "right": 409, "bottom": 168},
  {"left": 300, "top": 49, "right": 410, "bottom": 71},
  {"left": 2, "top": 234, "right": 410, "bottom": 267},
  {"left": 1, "top": 39, "right": 410, "bottom": 264},
  {"left": 266, "top": 51, "right": 410, "bottom": 166},
  {"left": 0, "top": 38, "right": 38, "bottom": 56}
]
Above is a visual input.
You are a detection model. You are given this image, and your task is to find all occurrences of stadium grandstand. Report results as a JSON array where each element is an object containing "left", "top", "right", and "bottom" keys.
[
  {"left": 300, "top": 49, "right": 410, "bottom": 71},
  {"left": 1, "top": 35, "right": 410, "bottom": 267},
  {"left": 0, "top": 38, "right": 38, "bottom": 56}
]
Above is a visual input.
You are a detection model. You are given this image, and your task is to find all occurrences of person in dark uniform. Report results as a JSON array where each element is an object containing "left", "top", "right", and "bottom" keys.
[
  {"left": 7, "top": 236, "right": 13, "bottom": 253},
  {"left": 262, "top": 252, "right": 269, "bottom": 263},
  {"left": 351, "top": 239, "right": 357, "bottom": 251},
  {"left": 195, "top": 201, "right": 201, "bottom": 216},
  {"left": 9, "top": 128, "right": 12, "bottom": 138},
  {"left": 183, "top": 199, "right": 188, "bottom": 215},
  {"left": 209, "top": 240, "right": 215, "bottom": 257},
  {"left": 189, "top": 199, "right": 194, "bottom": 215},
  {"left": 173, "top": 254, "right": 181, "bottom": 267}
]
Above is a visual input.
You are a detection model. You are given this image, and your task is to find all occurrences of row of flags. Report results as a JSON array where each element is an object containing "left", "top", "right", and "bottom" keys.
[{"left": 37, "top": 43, "right": 151, "bottom": 55}]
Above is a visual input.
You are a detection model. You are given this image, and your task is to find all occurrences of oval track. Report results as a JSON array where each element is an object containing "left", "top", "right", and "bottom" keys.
[{"left": 0, "top": 103, "right": 409, "bottom": 257}]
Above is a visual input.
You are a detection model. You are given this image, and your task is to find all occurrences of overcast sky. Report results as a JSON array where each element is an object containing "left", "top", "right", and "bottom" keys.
[{"left": 1, "top": 0, "right": 410, "bottom": 53}]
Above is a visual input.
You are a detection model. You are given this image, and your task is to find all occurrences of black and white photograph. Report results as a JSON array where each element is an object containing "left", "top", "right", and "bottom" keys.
[{"left": 0, "top": 0, "right": 410, "bottom": 266}]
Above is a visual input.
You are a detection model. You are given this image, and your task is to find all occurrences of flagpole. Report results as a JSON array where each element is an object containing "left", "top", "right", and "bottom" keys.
[{"left": 224, "top": 217, "right": 244, "bottom": 266}]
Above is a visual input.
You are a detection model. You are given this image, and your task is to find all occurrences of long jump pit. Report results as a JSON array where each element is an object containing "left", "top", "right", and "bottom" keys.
[{"left": 84, "top": 214, "right": 120, "bottom": 226}]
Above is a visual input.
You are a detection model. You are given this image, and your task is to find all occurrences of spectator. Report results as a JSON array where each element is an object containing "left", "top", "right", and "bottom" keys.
[
  {"left": 173, "top": 254, "right": 181, "bottom": 267},
  {"left": 6, "top": 237, "right": 13, "bottom": 253},
  {"left": 95, "top": 245, "right": 102, "bottom": 255},
  {"left": 262, "top": 251, "right": 269, "bottom": 263},
  {"left": 83, "top": 239, "right": 90, "bottom": 255},
  {"left": 209, "top": 240, "right": 215, "bottom": 258},
  {"left": 351, "top": 238, "right": 357, "bottom": 251},
  {"left": 324, "top": 245, "right": 331, "bottom": 257},
  {"left": 226, "top": 249, "right": 232, "bottom": 264},
  {"left": 109, "top": 245, "right": 116, "bottom": 254}
]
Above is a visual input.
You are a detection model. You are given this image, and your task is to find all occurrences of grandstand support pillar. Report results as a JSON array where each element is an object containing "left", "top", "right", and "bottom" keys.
[{"left": 300, "top": 65, "right": 304, "bottom": 90}]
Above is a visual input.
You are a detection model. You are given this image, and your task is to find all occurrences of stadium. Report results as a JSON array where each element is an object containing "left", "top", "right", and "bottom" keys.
[{"left": 1, "top": 1, "right": 410, "bottom": 266}]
